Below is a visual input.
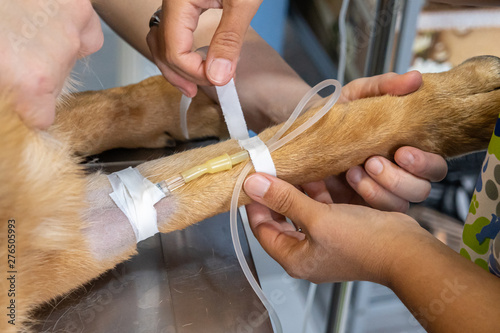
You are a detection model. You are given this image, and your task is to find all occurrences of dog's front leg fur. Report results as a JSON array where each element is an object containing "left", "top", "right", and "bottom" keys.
[{"left": 50, "top": 76, "right": 228, "bottom": 156}]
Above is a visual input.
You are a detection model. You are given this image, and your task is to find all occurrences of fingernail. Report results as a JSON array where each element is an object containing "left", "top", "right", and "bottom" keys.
[
  {"left": 399, "top": 150, "right": 415, "bottom": 167},
  {"left": 347, "top": 167, "right": 362, "bottom": 184},
  {"left": 208, "top": 58, "right": 232, "bottom": 84},
  {"left": 366, "top": 158, "right": 383, "bottom": 175},
  {"left": 244, "top": 174, "right": 271, "bottom": 198}
]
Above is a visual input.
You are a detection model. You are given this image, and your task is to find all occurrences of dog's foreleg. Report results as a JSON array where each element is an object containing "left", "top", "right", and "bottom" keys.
[
  {"left": 50, "top": 76, "right": 227, "bottom": 156},
  {"left": 83, "top": 78, "right": 500, "bottom": 247},
  {"left": 81, "top": 57, "right": 500, "bottom": 299}
]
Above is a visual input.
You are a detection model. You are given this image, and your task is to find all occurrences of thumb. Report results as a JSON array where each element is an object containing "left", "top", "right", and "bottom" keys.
[
  {"left": 205, "top": 0, "right": 262, "bottom": 85},
  {"left": 244, "top": 173, "right": 322, "bottom": 228}
]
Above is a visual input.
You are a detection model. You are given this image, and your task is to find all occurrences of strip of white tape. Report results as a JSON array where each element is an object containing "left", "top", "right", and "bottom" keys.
[
  {"left": 215, "top": 79, "right": 276, "bottom": 176},
  {"left": 107, "top": 167, "right": 165, "bottom": 243},
  {"left": 239, "top": 136, "right": 277, "bottom": 176},
  {"left": 216, "top": 79, "right": 250, "bottom": 141},
  {"left": 179, "top": 78, "right": 276, "bottom": 176}
]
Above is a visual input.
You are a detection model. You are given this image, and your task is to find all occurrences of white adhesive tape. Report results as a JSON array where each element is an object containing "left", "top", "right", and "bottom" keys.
[
  {"left": 239, "top": 136, "right": 277, "bottom": 177},
  {"left": 216, "top": 79, "right": 276, "bottom": 176},
  {"left": 216, "top": 79, "right": 250, "bottom": 141},
  {"left": 178, "top": 78, "right": 277, "bottom": 176},
  {"left": 107, "top": 167, "right": 165, "bottom": 243}
]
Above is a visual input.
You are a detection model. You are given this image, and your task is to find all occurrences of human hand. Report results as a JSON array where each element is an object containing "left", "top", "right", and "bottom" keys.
[
  {"left": 243, "top": 173, "right": 429, "bottom": 284},
  {"left": 0, "top": 0, "right": 103, "bottom": 129},
  {"left": 147, "top": 0, "right": 262, "bottom": 98},
  {"left": 329, "top": 71, "right": 448, "bottom": 211}
]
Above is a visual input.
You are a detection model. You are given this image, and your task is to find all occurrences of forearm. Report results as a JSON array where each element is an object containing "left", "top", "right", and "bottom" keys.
[
  {"left": 91, "top": 0, "right": 160, "bottom": 59},
  {"left": 388, "top": 230, "right": 500, "bottom": 331}
]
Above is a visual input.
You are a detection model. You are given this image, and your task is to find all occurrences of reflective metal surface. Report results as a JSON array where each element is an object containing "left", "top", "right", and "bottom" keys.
[{"left": 34, "top": 143, "right": 272, "bottom": 333}]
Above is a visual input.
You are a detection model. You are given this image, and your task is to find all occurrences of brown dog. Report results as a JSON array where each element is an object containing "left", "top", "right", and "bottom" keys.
[{"left": 2, "top": 56, "right": 500, "bottom": 331}]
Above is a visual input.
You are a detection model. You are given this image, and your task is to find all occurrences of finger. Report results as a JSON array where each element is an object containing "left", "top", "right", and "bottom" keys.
[
  {"left": 301, "top": 180, "right": 334, "bottom": 204},
  {"left": 205, "top": 0, "right": 262, "bottom": 85},
  {"left": 246, "top": 201, "right": 306, "bottom": 264},
  {"left": 157, "top": 60, "right": 199, "bottom": 97},
  {"left": 244, "top": 173, "right": 325, "bottom": 229},
  {"left": 246, "top": 201, "right": 304, "bottom": 238},
  {"left": 340, "top": 71, "right": 422, "bottom": 103},
  {"left": 147, "top": 29, "right": 199, "bottom": 97},
  {"left": 324, "top": 175, "right": 364, "bottom": 205},
  {"left": 394, "top": 147, "right": 448, "bottom": 182},
  {"left": 365, "top": 156, "right": 433, "bottom": 202},
  {"left": 158, "top": 0, "right": 210, "bottom": 87},
  {"left": 346, "top": 165, "right": 410, "bottom": 212}
]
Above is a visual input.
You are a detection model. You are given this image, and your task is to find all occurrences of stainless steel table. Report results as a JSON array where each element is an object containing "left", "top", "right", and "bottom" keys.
[{"left": 34, "top": 142, "right": 273, "bottom": 333}]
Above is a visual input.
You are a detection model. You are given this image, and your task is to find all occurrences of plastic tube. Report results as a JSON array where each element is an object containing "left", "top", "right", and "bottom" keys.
[
  {"left": 338, "top": 0, "right": 350, "bottom": 86},
  {"left": 179, "top": 151, "right": 250, "bottom": 183},
  {"left": 180, "top": 95, "right": 192, "bottom": 140},
  {"left": 229, "top": 79, "right": 342, "bottom": 333},
  {"left": 301, "top": 283, "right": 318, "bottom": 333}
]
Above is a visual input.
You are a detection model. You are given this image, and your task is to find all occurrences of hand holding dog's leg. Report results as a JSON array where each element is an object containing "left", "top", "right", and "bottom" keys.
[
  {"left": 344, "top": 147, "right": 448, "bottom": 212},
  {"left": 338, "top": 71, "right": 423, "bottom": 103},
  {"left": 244, "top": 173, "right": 500, "bottom": 332},
  {"left": 326, "top": 71, "right": 448, "bottom": 211},
  {"left": 244, "top": 172, "right": 423, "bottom": 284}
]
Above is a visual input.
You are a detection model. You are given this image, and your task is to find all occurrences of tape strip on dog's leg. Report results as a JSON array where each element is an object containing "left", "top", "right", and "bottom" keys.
[
  {"left": 179, "top": 79, "right": 250, "bottom": 141},
  {"left": 216, "top": 79, "right": 250, "bottom": 141},
  {"left": 107, "top": 167, "right": 166, "bottom": 242},
  {"left": 215, "top": 79, "right": 276, "bottom": 176},
  {"left": 239, "top": 136, "right": 277, "bottom": 176}
]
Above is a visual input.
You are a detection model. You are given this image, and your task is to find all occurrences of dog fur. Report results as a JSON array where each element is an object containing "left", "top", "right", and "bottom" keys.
[{"left": 2, "top": 56, "right": 500, "bottom": 331}]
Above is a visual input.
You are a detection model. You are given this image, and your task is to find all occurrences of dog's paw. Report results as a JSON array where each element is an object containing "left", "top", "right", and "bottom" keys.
[
  {"left": 459, "top": 56, "right": 500, "bottom": 94},
  {"left": 426, "top": 56, "right": 500, "bottom": 97},
  {"left": 137, "top": 131, "right": 177, "bottom": 149},
  {"left": 402, "top": 55, "right": 500, "bottom": 158}
]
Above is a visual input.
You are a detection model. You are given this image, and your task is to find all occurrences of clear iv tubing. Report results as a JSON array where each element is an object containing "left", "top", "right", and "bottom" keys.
[
  {"left": 229, "top": 79, "right": 342, "bottom": 333},
  {"left": 337, "top": 0, "right": 350, "bottom": 86}
]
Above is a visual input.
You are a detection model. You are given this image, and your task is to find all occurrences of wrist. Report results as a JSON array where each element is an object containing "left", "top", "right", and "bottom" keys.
[{"left": 371, "top": 213, "right": 433, "bottom": 287}]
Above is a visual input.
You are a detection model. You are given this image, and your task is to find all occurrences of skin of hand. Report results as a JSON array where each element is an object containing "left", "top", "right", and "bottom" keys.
[
  {"left": 244, "top": 173, "right": 424, "bottom": 284},
  {"left": 147, "top": 0, "right": 262, "bottom": 97},
  {"left": 0, "top": 0, "right": 103, "bottom": 129},
  {"left": 243, "top": 173, "right": 500, "bottom": 332},
  {"left": 327, "top": 71, "right": 448, "bottom": 211}
]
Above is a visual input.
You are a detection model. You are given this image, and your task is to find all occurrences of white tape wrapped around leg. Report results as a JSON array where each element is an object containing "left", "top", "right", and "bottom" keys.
[
  {"left": 107, "top": 167, "right": 165, "bottom": 243},
  {"left": 239, "top": 136, "right": 276, "bottom": 176}
]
